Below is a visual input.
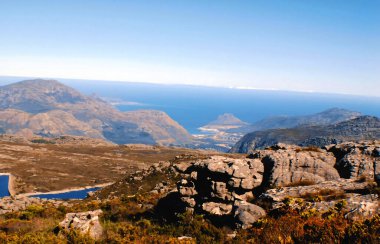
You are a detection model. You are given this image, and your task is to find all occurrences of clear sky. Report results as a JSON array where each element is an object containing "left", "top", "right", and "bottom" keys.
[{"left": 0, "top": 1, "right": 379, "bottom": 96}]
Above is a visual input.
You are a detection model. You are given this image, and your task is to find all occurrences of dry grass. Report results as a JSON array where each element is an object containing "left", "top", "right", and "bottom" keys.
[
  {"left": 301, "top": 189, "right": 346, "bottom": 202},
  {"left": 295, "top": 146, "right": 322, "bottom": 153},
  {"left": 0, "top": 140, "right": 218, "bottom": 194},
  {"left": 285, "top": 180, "right": 316, "bottom": 187}
]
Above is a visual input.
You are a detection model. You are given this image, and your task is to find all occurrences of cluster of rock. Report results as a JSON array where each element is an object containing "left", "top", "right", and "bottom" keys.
[
  {"left": 0, "top": 195, "right": 69, "bottom": 214},
  {"left": 327, "top": 141, "right": 380, "bottom": 181},
  {"left": 259, "top": 179, "right": 379, "bottom": 220},
  {"left": 59, "top": 209, "right": 103, "bottom": 240},
  {"left": 175, "top": 156, "right": 266, "bottom": 228},
  {"left": 172, "top": 141, "right": 380, "bottom": 228}
]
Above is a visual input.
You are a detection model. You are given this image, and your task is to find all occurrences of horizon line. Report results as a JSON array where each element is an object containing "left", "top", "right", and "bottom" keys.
[{"left": 0, "top": 74, "right": 379, "bottom": 99}]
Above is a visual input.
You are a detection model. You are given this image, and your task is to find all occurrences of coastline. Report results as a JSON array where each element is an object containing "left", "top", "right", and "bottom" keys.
[
  {"left": 20, "top": 182, "right": 113, "bottom": 197},
  {"left": 0, "top": 173, "right": 15, "bottom": 196}
]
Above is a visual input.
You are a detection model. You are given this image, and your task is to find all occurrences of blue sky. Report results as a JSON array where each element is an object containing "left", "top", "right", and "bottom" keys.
[{"left": 0, "top": 1, "right": 379, "bottom": 96}]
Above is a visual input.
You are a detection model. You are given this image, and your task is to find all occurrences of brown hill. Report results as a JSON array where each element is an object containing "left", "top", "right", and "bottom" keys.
[{"left": 0, "top": 79, "right": 193, "bottom": 145}]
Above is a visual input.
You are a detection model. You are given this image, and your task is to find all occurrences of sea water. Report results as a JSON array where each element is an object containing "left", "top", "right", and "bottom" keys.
[
  {"left": 48, "top": 79, "right": 380, "bottom": 134},
  {"left": 0, "top": 175, "right": 10, "bottom": 198},
  {"left": 30, "top": 187, "right": 101, "bottom": 200}
]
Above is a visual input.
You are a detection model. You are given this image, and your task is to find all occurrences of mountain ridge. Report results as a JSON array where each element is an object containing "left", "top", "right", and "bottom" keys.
[
  {"left": 0, "top": 79, "right": 193, "bottom": 145},
  {"left": 230, "top": 108, "right": 362, "bottom": 134},
  {"left": 230, "top": 115, "right": 380, "bottom": 153}
]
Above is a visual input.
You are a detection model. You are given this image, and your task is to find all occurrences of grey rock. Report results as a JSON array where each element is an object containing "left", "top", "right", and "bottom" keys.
[
  {"left": 259, "top": 179, "right": 375, "bottom": 203},
  {"left": 174, "top": 162, "right": 193, "bottom": 173},
  {"left": 329, "top": 142, "right": 380, "bottom": 182},
  {"left": 178, "top": 186, "right": 197, "bottom": 197},
  {"left": 59, "top": 209, "right": 103, "bottom": 240},
  {"left": 234, "top": 201, "right": 266, "bottom": 229},
  {"left": 260, "top": 148, "right": 340, "bottom": 187},
  {"left": 202, "top": 202, "right": 233, "bottom": 216}
]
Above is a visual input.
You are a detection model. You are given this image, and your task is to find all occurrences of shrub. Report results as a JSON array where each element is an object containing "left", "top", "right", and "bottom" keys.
[
  {"left": 285, "top": 180, "right": 316, "bottom": 187},
  {"left": 30, "top": 139, "right": 55, "bottom": 144}
]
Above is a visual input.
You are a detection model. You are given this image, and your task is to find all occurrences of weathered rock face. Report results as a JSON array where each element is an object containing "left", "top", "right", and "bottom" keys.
[
  {"left": 59, "top": 210, "right": 103, "bottom": 240},
  {"left": 177, "top": 156, "right": 263, "bottom": 204},
  {"left": 253, "top": 145, "right": 340, "bottom": 187},
  {"left": 328, "top": 141, "right": 380, "bottom": 183},
  {"left": 259, "top": 179, "right": 376, "bottom": 203},
  {"left": 174, "top": 156, "right": 265, "bottom": 228}
]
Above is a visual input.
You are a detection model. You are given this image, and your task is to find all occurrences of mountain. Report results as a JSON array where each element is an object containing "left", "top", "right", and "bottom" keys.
[
  {"left": 193, "top": 109, "right": 362, "bottom": 152},
  {"left": 230, "top": 116, "right": 380, "bottom": 153},
  {"left": 230, "top": 108, "right": 362, "bottom": 133},
  {"left": 199, "top": 113, "right": 248, "bottom": 131},
  {"left": 0, "top": 79, "right": 192, "bottom": 145},
  {"left": 206, "top": 113, "right": 248, "bottom": 127}
]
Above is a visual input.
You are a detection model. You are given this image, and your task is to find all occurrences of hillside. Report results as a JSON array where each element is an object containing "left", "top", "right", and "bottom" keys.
[
  {"left": 0, "top": 137, "right": 379, "bottom": 242},
  {"left": 0, "top": 79, "right": 193, "bottom": 145},
  {"left": 231, "top": 116, "right": 380, "bottom": 153},
  {"left": 231, "top": 108, "right": 362, "bottom": 133}
]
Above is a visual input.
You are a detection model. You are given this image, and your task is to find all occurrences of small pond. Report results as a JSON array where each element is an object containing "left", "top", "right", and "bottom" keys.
[
  {"left": 30, "top": 187, "right": 101, "bottom": 200},
  {"left": 0, "top": 175, "right": 10, "bottom": 198}
]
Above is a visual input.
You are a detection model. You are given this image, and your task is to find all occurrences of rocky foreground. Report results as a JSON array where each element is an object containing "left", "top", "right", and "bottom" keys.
[
  {"left": 1, "top": 141, "right": 379, "bottom": 242},
  {"left": 160, "top": 141, "right": 380, "bottom": 229}
]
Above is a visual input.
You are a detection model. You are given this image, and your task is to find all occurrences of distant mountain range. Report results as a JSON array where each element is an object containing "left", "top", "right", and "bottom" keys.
[
  {"left": 0, "top": 79, "right": 192, "bottom": 145},
  {"left": 194, "top": 109, "right": 364, "bottom": 151},
  {"left": 230, "top": 116, "right": 380, "bottom": 153},
  {"left": 228, "top": 108, "right": 362, "bottom": 133}
]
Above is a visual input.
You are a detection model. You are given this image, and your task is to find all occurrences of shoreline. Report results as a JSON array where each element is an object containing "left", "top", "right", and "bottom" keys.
[
  {"left": 0, "top": 173, "right": 15, "bottom": 196},
  {"left": 19, "top": 182, "right": 113, "bottom": 197}
]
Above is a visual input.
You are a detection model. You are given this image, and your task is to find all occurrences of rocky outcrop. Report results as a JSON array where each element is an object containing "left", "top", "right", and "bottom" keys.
[
  {"left": 59, "top": 210, "right": 103, "bottom": 240},
  {"left": 174, "top": 156, "right": 265, "bottom": 228},
  {"left": 327, "top": 141, "right": 380, "bottom": 183},
  {"left": 259, "top": 179, "right": 375, "bottom": 203},
  {"left": 252, "top": 145, "right": 340, "bottom": 187},
  {"left": 168, "top": 141, "right": 380, "bottom": 228},
  {"left": 0, "top": 196, "right": 70, "bottom": 214}
]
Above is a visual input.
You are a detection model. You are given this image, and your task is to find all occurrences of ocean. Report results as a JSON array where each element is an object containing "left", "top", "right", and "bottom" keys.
[
  {"left": 1, "top": 77, "right": 379, "bottom": 134},
  {"left": 64, "top": 79, "right": 380, "bottom": 134}
]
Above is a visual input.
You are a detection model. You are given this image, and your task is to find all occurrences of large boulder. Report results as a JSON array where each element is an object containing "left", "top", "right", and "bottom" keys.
[
  {"left": 328, "top": 142, "right": 380, "bottom": 182},
  {"left": 174, "top": 156, "right": 265, "bottom": 227},
  {"left": 202, "top": 202, "right": 233, "bottom": 216},
  {"left": 59, "top": 210, "right": 103, "bottom": 240},
  {"left": 257, "top": 147, "right": 340, "bottom": 187},
  {"left": 234, "top": 201, "right": 266, "bottom": 229}
]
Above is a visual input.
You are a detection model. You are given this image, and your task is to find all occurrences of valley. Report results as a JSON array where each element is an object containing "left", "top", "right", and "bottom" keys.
[{"left": 0, "top": 135, "right": 216, "bottom": 195}]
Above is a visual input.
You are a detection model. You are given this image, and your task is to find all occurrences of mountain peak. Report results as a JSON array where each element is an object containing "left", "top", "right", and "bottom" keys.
[
  {"left": 208, "top": 113, "right": 248, "bottom": 126},
  {"left": 0, "top": 79, "right": 88, "bottom": 113}
]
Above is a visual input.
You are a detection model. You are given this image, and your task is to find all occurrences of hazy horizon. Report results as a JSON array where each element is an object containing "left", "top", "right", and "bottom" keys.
[
  {"left": 1, "top": 75, "right": 380, "bottom": 99},
  {"left": 0, "top": 1, "right": 379, "bottom": 97}
]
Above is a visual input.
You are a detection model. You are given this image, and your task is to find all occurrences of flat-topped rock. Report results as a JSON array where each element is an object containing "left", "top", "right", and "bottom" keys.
[
  {"left": 258, "top": 148, "right": 340, "bottom": 187},
  {"left": 259, "top": 179, "right": 375, "bottom": 203}
]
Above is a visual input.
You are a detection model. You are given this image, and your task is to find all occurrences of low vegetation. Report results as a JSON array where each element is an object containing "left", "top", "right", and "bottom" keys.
[
  {"left": 284, "top": 180, "right": 316, "bottom": 187},
  {"left": 0, "top": 193, "right": 379, "bottom": 243}
]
